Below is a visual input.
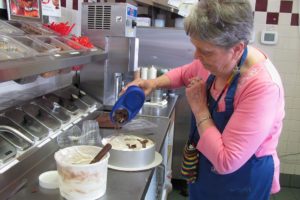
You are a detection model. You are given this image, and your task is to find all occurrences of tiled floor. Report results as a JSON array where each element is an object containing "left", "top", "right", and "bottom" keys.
[{"left": 167, "top": 187, "right": 300, "bottom": 200}]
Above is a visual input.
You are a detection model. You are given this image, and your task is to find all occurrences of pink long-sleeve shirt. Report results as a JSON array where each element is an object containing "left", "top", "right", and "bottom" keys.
[{"left": 166, "top": 58, "right": 285, "bottom": 194}]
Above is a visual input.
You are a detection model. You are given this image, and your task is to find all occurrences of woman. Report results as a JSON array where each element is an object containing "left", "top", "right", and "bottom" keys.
[{"left": 123, "top": 1, "right": 284, "bottom": 199}]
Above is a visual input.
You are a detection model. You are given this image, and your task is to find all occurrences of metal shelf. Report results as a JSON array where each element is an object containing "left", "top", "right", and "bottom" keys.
[
  {"left": 152, "top": 0, "right": 179, "bottom": 14},
  {"left": 0, "top": 49, "right": 107, "bottom": 82},
  {"left": 135, "top": 0, "right": 179, "bottom": 14}
]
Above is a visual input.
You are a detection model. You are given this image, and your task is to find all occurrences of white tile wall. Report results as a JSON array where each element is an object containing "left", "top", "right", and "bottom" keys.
[
  {"left": 254, "top": 12, "right": 268, "bottom": 24},
  {"left": 278, "top": 140, "right": 287, "bottom": 154},
  {"left": 253, "top": 0, "right": 300, "bottom": 175},
  {"left": 281, "top": 163, "right": 296, "bottom": 174},
  {"left": 278, "top": 26, "right": 300, "bottom": 38},
  {"left": 292, "top": 0, "right": 299, "bottom": 13},
  {"left": 249, "top": 0, "right": 256, "bottom": 11},
  {"left": 49, "top": 0, "right": 300, "bottom": 175},
  {"left": 279, "top": 13, "right": 294, "bottom": 26},
  {"left": 267, "top": 0, "right": 281, "bottom": 12}
]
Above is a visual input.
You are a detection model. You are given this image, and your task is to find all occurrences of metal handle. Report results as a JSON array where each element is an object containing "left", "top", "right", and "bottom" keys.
[
  {"left": 156, "top": 164, "right": 166, "bottom": 200},
  {"left": 0, "top": 125, "right": 34, "bottom": 144},
  {"left": 52, "top": 102, "right": 61, "bottom": 113},
  {"left": 114, "top": 73, "right": 123, "bottom": 102}
]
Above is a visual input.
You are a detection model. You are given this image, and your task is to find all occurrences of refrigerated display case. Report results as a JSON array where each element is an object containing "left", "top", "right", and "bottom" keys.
[
  {"left": 11, "top": 35, "right": 57, "bottom": 54},
  {"left": 0, "top": 19, "right": 107, "bottom": 199},
  {"left": 0, "top": 20, "right": 25, "bottom": 35},
  {"left": 0, "top": 24, "right": 106, "bottom": 82},
  {"left": 0, "top": 34, "right": 37, "bottom": 58}
]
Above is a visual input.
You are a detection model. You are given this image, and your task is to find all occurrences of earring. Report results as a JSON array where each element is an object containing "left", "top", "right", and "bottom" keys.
[{"left": 233, "top": 65, "right": 240, "bottom": 73}]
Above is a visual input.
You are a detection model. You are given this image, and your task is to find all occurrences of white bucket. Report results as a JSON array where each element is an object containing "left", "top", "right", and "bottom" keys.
[{"left": 54, "top": 145, "right": 110, "bottom": 200}]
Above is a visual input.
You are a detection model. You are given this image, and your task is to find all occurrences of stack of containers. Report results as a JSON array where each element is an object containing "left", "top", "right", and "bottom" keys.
[
  {"left": 139, "top": 66, "right": 166, "bottom": 103},
  {"left": 148, "top": 66, "right": 157, "bottom": 80},
  {"left": 141, "top": 67, "right": 148, "bottom": 80},
  {"left": 140, "top": 65, "right": 157, "bottom": 80}
]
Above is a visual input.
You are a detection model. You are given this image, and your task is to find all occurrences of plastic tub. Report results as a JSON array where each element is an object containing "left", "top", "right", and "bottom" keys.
[
  {"left": 7, "top": 20, "right": 55, "bottom": 35},
  {"left": 0, "top": 35, "right": 37, "bottom": 59},
  {"left": 54, "top": 145, "right": 110, "bottom": 200},
  {"left": 34, "top": 36, "right": 74, "bottom": 53},
  {"left": 67, "top": 36, "right": 98, "bottom": 51},
  {"left": 53, "top": 37, "right": 88, "bottom": 51},
  {"left": 0, "top": 51, "right": 11, "bottom": 61},
  {"left": 25, "top": 21, "right": 55, "bottom": 35},
  {"left": 0, "top": 20, "right": 25, "bottom": 35},
  {"left": 11, "top": 36, "right": 58, "bottom": 54}
]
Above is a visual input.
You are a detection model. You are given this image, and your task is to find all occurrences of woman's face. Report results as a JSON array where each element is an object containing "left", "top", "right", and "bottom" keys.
[{"left": 190, "top": 37, "right": 236, "bottom": 77}]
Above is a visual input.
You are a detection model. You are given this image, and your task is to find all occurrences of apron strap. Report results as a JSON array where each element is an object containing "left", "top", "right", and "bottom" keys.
[{"left": 224, "top": 73, "right": 241, "bottom": 114}]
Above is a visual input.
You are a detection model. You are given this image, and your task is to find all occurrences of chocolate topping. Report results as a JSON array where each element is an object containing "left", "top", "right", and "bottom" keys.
[
  {"left": 126, "top": 144, "right": 137, "bottom": 149},
  {"left": 137, "top": 139, "right": 149, "bottom": 148},
  {"left": 113, "top": 109, "right": 129, "bottom": 124}
]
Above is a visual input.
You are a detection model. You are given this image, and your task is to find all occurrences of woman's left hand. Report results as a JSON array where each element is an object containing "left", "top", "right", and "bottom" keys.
[{"left": 186, "top": 77, "right": 210, "bottom": 117}]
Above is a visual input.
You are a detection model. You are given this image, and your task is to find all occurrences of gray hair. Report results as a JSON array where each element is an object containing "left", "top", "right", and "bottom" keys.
[{"left": 184, "top": 0, "right": 253, "bottom": 48}]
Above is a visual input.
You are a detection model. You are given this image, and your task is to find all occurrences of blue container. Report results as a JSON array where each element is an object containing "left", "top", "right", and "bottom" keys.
[{"left": 110, "top": 86, "right": 145, "bottom": 125}]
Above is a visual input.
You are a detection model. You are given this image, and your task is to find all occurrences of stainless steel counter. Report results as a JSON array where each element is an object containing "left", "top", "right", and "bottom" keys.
[
  {"left": 5, "top": 111, "right": 173, "bottom": 200},
  {"left": 139, "top": 95, "right": 178, "bottom": 119}
]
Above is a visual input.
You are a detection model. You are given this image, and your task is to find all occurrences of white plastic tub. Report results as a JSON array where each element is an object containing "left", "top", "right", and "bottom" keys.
[{"left": 54, "top": 145, "right": 109, "bottom": 200}]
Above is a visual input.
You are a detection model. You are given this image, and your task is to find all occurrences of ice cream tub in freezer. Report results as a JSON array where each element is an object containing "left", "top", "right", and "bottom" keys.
[
  {"left": 53, "top": 37, "right": 88, "bottom": 52},
  {"left": 7, "top": 20, "right": 55, "bottom": 35},
  {"left": 33, "top": 36, "right": 75, "bottom": 53},
  {"left": 0, "top": 20, "right": 25, "bottom": 35},
  {"left": 0, "top": 51, "right": 11, "bottom": 61},
  {"left": 0, "top": 35, "right": 37, "bottom": 59},
  {"left": 11, "top": 36, "right": 59, "bottom": 55}
]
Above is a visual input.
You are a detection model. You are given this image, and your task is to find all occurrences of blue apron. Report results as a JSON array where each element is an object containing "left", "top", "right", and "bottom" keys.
[{"left": 188, "top": 50, "right": 274, "bottom": 200}]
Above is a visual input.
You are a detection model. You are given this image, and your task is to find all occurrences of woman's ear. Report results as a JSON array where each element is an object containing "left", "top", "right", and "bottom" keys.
[{"left": 231, "top": 42, "right": 246, "bottom": 63}]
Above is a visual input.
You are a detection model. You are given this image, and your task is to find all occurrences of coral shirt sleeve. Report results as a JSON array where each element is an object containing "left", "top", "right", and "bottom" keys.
[
  {"left": 197, "top": 81, "right": 282, "bottom": 174},
  {"left": 165, "top": 59, "right": 209, "bottom": 88}
]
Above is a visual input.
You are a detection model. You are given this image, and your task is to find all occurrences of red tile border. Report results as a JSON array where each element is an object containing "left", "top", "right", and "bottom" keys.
[
  {"left": 73, "top": 0, "right": 78, "bottom": 10},
  {"left": 291, "top": 13, "right": 299, "bottom": 26},
  {"left": 61, "top": 0, "right": 66, "bottom": 8},
  {"left": 266, "top": 12, "right": 279, "bottom": 25},
  {"left": 255, "top": 0, "right": 268, "bottom": 12},
  {"left": 280, "top": 0, "right": 293, "bottom": 13}
]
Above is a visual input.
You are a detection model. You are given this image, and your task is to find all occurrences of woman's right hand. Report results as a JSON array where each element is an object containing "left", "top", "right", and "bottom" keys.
[{"left": 120, "top": 78, "right": 157, "bottom": 96}]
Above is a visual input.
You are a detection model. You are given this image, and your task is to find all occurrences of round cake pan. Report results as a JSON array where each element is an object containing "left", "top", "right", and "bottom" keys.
[{"left": 109, "top": 144, "right": 155, "bottom": 168}]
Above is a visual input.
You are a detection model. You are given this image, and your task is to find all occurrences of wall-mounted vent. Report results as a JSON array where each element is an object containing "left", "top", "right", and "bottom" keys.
[{"left": 88, "top": 5, "right": 111, "bottom": 30}]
